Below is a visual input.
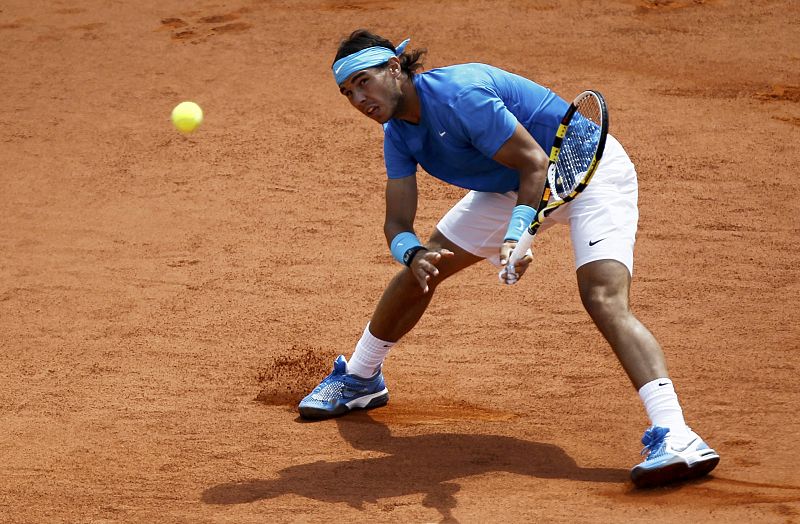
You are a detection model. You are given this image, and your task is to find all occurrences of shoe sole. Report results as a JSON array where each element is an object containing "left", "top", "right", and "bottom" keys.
[
  {"left": 298, "top": 389, "right": 389, "bottom": 420},
  {"left": 631, "top": 449, "right": 720, "bottom": 488}
]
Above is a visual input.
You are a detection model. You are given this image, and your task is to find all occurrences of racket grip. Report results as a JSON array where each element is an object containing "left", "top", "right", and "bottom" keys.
[{"left": 508, "top": 230, "right": 534, "bottom": 266}]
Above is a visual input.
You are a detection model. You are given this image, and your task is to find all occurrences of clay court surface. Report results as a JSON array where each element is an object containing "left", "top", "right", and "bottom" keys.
[{"left": 2, "top": 0, "right": 799, "bottom": 522}]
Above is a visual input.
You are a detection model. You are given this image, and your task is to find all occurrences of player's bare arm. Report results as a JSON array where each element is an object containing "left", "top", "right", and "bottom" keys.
[
  {"left": 491, "top": 122, "right": 548, "bottom": 276},
  {"left": 385, "top": 176, "right": 453, "bottom": 293}
]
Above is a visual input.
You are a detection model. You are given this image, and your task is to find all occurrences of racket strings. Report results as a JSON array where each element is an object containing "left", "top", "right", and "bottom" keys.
[{"left": 551, "top": 98, "right": 603, "bottom": 200}]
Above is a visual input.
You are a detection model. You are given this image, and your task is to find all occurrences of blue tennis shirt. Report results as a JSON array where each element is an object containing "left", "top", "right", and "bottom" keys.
[{"left": 383, "top": 63, "right": 569, "bottom": 193}]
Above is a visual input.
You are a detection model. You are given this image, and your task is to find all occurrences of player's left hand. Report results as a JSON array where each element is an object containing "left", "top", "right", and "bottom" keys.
[
  {"left": 498, "top": 240, "right": 533, "bottom": 285},
  {"left": 410, "top": 248, "right": 454, "bottom": 294}
]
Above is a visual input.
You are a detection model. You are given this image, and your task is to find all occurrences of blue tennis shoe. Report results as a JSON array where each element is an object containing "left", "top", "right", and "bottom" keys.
[
  {"left": 631, "top": 426, "right": 720, "bottom": 488},
  {"left": 298, "top": 355, "right": 389, "bottom": 420}
]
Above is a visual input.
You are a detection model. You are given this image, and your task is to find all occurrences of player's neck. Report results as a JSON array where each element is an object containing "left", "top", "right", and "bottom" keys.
[{"left": 393, "top": 77, "right": 420, "bottom": 125}]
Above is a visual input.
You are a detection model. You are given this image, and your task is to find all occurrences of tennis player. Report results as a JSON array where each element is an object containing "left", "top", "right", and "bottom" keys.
[{"left": 298, "top": 29, "right": 719, "bottom": 488}]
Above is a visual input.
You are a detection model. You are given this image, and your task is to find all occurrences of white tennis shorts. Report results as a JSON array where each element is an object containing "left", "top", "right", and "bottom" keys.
[{"left": 436, "top": 134, "right": 639, "bottom": 274}]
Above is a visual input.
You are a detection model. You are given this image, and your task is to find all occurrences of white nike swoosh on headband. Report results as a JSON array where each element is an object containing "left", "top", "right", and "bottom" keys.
[{"left": 335, "top": 63, "right": 345, "bottom": 74}]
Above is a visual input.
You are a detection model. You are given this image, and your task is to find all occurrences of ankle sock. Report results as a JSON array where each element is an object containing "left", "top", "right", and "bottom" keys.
[
  {"left": 346, "top": 323, "right": 395, "bottom": 378},
  {"left": 638, "top": 378, "right": 691, "bottom": 439}
]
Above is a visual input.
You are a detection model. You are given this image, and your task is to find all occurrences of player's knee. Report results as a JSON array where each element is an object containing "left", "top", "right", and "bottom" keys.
[{"left": 580, "top": 285, "right": 629, "bottom": 320}]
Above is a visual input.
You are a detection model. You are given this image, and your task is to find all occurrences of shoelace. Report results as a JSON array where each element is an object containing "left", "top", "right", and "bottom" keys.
[{"left": 640, "top": 426, "right": 670, "bottom": 458}]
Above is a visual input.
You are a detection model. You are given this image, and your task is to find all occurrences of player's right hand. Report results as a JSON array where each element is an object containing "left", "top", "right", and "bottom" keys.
[
  {"left": 410, "top": 249, "right": 454, "bottom": 294},
  {"left": 498, "top": 240, "right": 533, "bottom": 285}
]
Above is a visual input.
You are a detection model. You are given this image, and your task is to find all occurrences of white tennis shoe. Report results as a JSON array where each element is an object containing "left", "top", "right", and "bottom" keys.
[{"left": 631, "top": 426, "right": 720, "bottom": 488}]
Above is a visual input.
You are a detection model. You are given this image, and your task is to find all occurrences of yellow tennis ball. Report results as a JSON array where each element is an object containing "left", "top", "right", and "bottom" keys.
[{"left": 171, "top": 101, "right": 203, "bottom": 133}]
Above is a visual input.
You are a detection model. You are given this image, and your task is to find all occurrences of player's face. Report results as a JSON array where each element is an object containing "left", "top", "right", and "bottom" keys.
[{"left": 339, "top": 65, "right": 402, "bottom": 124}]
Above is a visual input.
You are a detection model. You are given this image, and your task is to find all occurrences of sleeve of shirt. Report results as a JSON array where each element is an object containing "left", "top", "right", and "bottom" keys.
[
  {"left": 383, "top": 128, "right": 417, "bottom": 179},
  {"left": 452, "top": 85, "right": 518, "bottom": 159}
]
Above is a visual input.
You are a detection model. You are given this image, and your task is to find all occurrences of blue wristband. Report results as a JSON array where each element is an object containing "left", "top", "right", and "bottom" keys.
[
  {"left": 504, "top": 205, "right": 537, "bottom": 242},
  {"left": 390, "top": 231, "right": 422, "bottom": 264}
]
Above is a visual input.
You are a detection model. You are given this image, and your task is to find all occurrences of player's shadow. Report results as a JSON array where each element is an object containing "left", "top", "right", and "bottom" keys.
[{"left": 202, "top": 412, "right": 626, "bottom": 522}]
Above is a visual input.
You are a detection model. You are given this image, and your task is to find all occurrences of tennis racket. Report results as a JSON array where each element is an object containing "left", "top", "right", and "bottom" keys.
[{"left": 503, "top": 89, "right": 609, "bottom": 281}]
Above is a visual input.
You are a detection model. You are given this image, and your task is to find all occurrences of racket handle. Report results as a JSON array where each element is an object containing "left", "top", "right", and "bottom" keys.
[{"left": 508, "top": 230, "right": 534, "bottom": 266}]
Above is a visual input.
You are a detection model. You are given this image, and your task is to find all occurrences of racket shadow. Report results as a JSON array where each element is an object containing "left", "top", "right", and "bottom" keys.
[{"left": 202, "top": 412, "right": 626, "bottom": 521}]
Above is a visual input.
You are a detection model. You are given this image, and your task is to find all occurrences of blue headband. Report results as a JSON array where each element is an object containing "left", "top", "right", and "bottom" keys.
[{"left": 333, "top": 38, "right": 410, "bottom": 85}]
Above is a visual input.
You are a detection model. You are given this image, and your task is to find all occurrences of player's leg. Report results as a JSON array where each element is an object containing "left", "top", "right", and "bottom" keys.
[
  {"left": 564, "top": 134, "right": 719, "bottom": 487},
  {"left": 341, "top": 231, "right": 481, "bottom": 380},
  {"left": 298, "top": 190, "right": 514, "bottom": 420},
  {"left": 346, "top": 189, "right": 516, "bottom": 377},
  {"left": 296, "top": 233, "right": 480, "bottom": 420},
  {"left": 561, "top": 134, "right": 668, "bottom": 389},
  {"left": 576, "top": 259, "right": 719, "bottom": 487}
]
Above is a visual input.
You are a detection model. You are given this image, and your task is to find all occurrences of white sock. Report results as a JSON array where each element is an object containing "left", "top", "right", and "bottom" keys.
[
  {"left": 346, "top": 323, "right": 395, "bottom": 378},
  {"left": 638, "top": 378, "right": 691, "bottom": 438}
]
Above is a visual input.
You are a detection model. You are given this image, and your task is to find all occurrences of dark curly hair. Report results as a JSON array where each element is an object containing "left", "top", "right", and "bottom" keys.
[{"left": 333, "top": 29, "right": 426, "bottom": 78}]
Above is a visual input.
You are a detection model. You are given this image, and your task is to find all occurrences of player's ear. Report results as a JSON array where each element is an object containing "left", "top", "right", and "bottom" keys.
[{"left": 387, "top": 57, "right": 401, "bottom": 78}]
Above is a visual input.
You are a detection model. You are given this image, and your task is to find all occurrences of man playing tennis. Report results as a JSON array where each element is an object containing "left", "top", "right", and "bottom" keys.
[{"left": 299, "top": 29, "right": 719, "bottom": 488}]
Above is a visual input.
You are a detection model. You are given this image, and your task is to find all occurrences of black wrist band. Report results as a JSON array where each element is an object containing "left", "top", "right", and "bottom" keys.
[{"left": 402, "top": 246, "right": 428, "bottom": 267}]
